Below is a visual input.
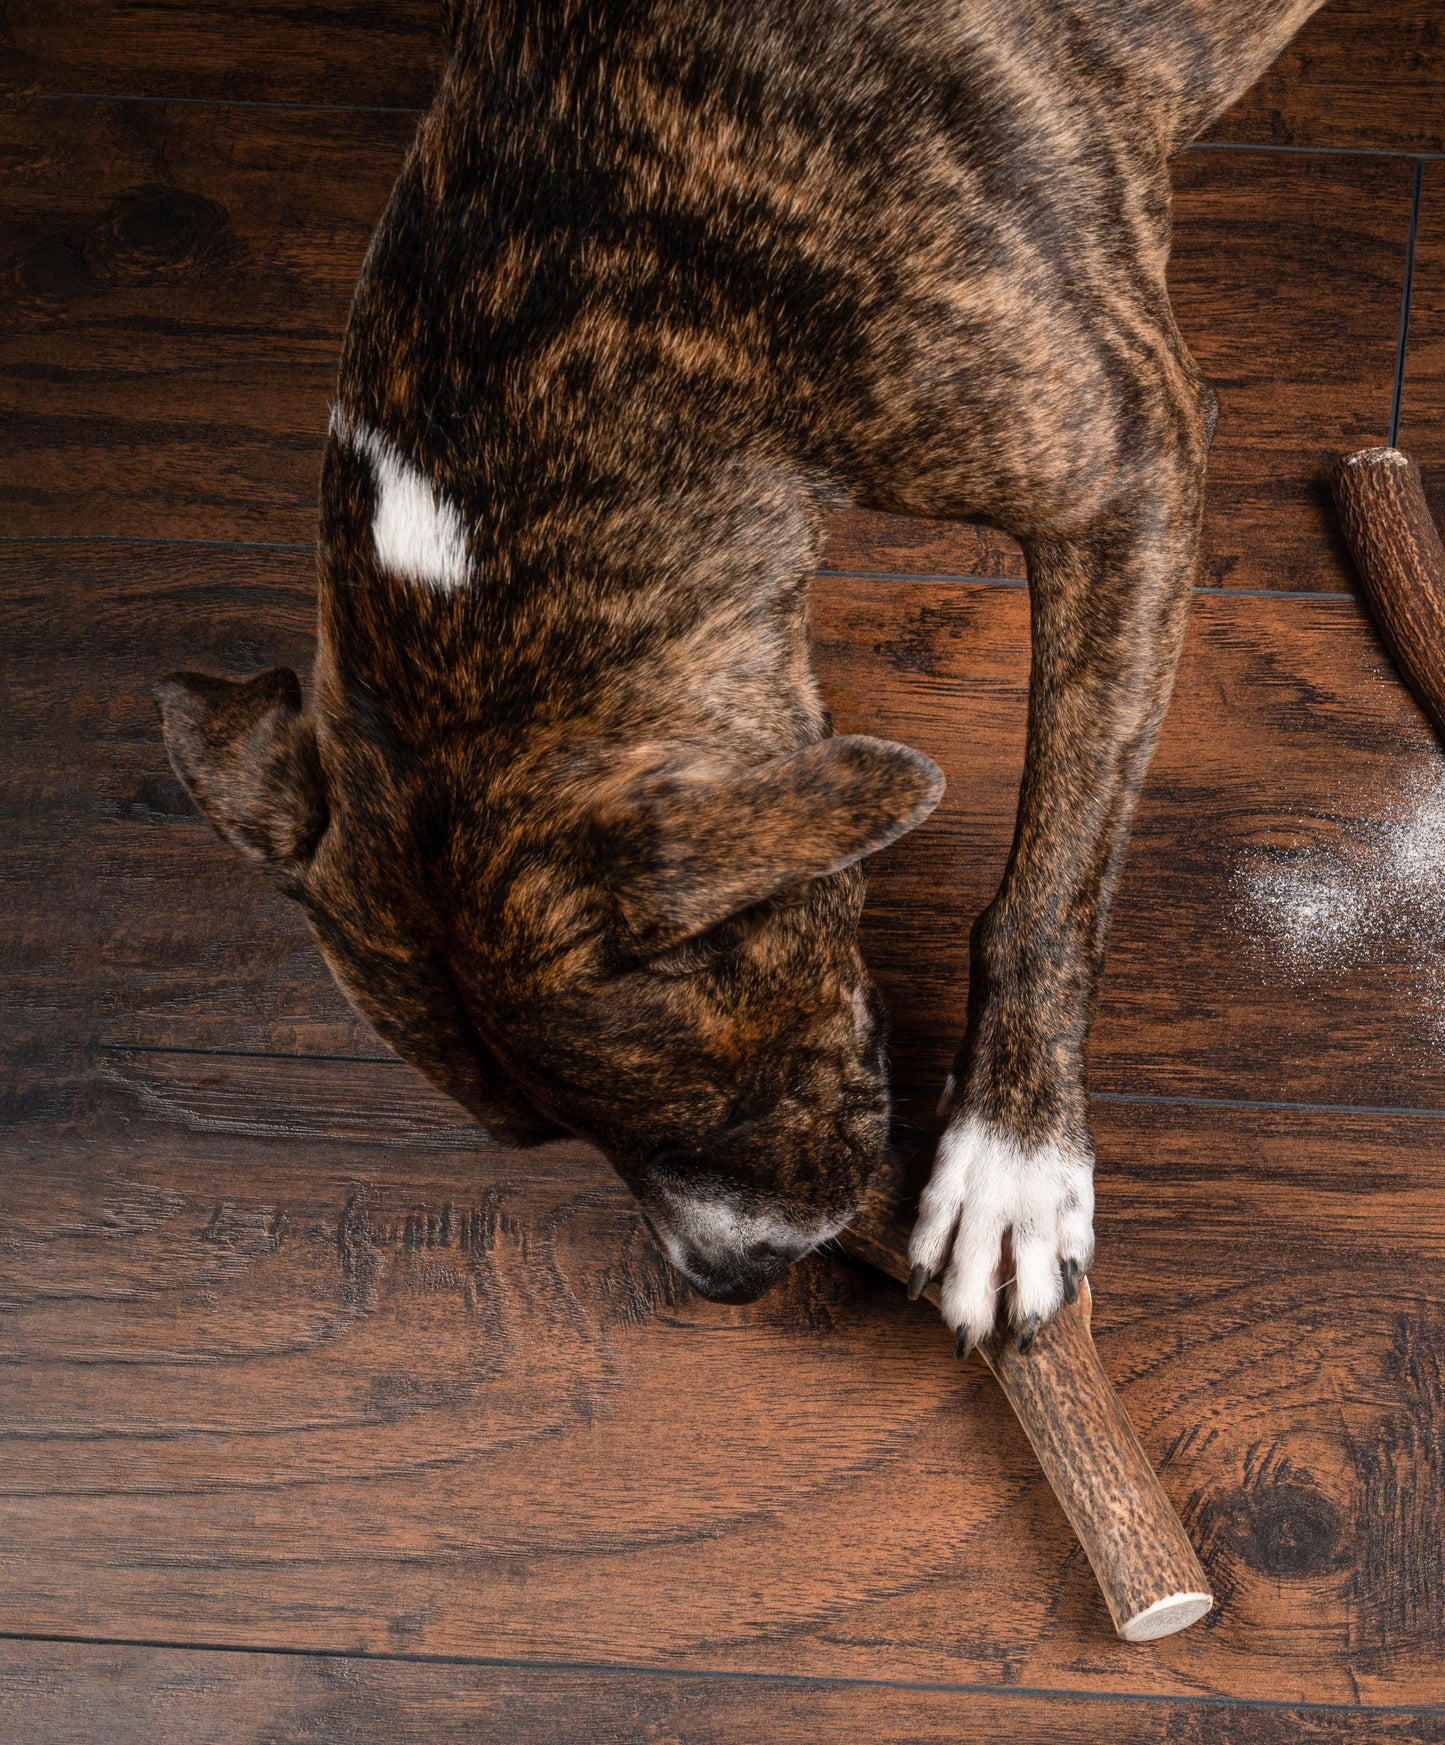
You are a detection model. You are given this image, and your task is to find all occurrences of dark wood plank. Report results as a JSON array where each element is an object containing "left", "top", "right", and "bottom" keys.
[
  {"left": 2, "top": 1082, "right": 1445, "bottom": 1701},
  {"left": 1208, "top": 0, "right": 1445, "bottom": 155},
  {"left": 4, "top": 1641, "right": 1445, "bottom": 1745},
  {"left": 0, "top": 543, "right": 375, "bottom": 1070},
  {"left": 2, "top": 105, "right": 1413, "bottom": 593},
  {"left": 824, "top": 150, "right": 1413, "bottom": 594},
  {"left": 10, "top": 541, "right": 1445, "bottom": 1108},
  {"left": 0, "top": 97, "right": 410, "bottom": 543},
  {"left": 1162, "top": 148, "right": 1408, "bottom": 594},
  {"left": 821, "top": 507, "right": 1027, "bottom": 584},
  {"left": 1399, "top": 161, "right": 1445, "bottom": 541},
  {"left": 6, "top": 0, "right": 1441, "bottom": 156},
  {"left": 4, "top": 0, "right": 443, "bottom": 109},
  {"left": 76, "top": 1047, "right": 494, "bottom": 1146}
]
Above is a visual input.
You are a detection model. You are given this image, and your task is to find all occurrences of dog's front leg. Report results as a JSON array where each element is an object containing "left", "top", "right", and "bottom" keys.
[{"left": 909, "top": 418, "right": 1210, "bottom": 1352}]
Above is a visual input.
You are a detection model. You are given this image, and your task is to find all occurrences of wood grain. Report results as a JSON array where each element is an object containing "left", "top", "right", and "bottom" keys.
[
  {"left": 5, "top": 3, "right": 1445, "bottom": 1732},
  {"left": 1207, "top": 0, "right": 1445, "bottom": 154},
  {"left": 0, "top": 97, "right": 409, "bottom": 542},
  {"left": 5, "top": 1641, "right": 1445, "bottom": 1745},
  {"left": 3, "top": 0, "right": 445, "bottom": 109},
  {"left": 0, "top": 542, "right": 376, "bottom": 1070},
  {"left": 1166, "top": 149, "right": 1410, "bottom": 594},
  {"left": 820, "top": 509, "right": 1027, "bottom": 584},
  {"left": 1, "top": 105, "right": 1414, "bottom": 593},
  {"left": 12, "top": 541, "right": 1445, "bottom": 1107},
  {"left": 6, "top": 0, "right": 1441, "bottom": 156},
  {"left": 816, "top": 573, "right": 1445, "bottom": 1103},
  {"left": 2, "top": 1083, "right": 1444, "bottom": 1701}
]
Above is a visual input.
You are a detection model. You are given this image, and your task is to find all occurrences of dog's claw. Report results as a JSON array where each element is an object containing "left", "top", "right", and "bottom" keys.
[
  {"left": 907, "top": 1263, "right": 930, "bottom": 1301},
  {"left": 1017, "top": 1315, "right": 1040, "bottom": 1355},
  {"left": 954, "top": 1326, "right": 974, "bottom": 1361},
  {"left": 1061, "top": 1257, "right": 1080, "bottom": 1305}
]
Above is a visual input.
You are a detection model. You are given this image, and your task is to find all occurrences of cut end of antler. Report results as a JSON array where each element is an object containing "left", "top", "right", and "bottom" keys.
[{"left": 1340, "top": 445, "right": 1410, "bottom": 471}]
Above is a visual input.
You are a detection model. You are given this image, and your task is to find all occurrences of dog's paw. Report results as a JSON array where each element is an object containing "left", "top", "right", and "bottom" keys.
[{"left": 907, "top": 1114, "right": 1094, "bottom": 1353}]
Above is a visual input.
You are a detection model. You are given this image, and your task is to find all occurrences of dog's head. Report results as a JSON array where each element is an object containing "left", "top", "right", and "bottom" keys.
[{"left": 156, "top": 667, "right": 942, "bottom": 1302}]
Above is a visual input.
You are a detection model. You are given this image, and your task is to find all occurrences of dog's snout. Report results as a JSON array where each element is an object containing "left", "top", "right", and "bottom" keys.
[{"left": 637, "top": 1190, "right": 813, "bottom": 1305}]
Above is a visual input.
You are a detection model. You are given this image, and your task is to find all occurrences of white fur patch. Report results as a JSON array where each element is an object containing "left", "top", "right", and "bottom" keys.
[
  {"left": 908, "top": 1114, "right": 1094, "bottom": 1347},
  {"left": 337, "top": 413, "right": 474, "bottom": 592}
]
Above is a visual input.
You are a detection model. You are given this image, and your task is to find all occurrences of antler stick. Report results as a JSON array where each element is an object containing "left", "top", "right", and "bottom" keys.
[
  {"left": 1332, "top": 448, "right": 1445, "bottom": 735},
  {"left": 840, "top": 1150, "right": 1212, "bottom": 1642}
]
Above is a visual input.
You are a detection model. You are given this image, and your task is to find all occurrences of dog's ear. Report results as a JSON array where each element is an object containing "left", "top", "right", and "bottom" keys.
[
  {"left": 606, "top": 735, "right": 944, "bottom": 953},
  {"left": 155, "top": 668, "right": 328, "bottom": 869}
]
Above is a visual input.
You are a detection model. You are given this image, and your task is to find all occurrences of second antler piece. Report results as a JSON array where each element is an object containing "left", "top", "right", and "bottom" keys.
[{"left": 1332, "top": 448, "right": 1445, "bottom": 736}]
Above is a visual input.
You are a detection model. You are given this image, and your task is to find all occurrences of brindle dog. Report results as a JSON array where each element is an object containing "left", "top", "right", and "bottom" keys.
[{"left": 159, "top": 0, "right": 1327, "bottom": 1347}]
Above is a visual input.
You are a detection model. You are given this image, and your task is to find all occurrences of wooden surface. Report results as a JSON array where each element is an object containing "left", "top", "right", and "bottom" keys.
[
  {"left": 1206, "top": 0, "right": 1445, "bottom": 155},
  {"left": 15, "top": 542, "right": 1445, "bottom": 1107},
  {"left": 8, "top": 1643, "right": 1445, "bottom": 1745},
  {"left": 4, "top": 1, "right": 1445, "bottom": 1738},
  {"left": 4, "top": 0, "right": 1440, "bottom": 150},
  {"left": 5, "top": 1083, "right": 1445, "bottom": 1703},
  {"left": 1401, "top": 162, "right": 1445, "bottom": 540}
]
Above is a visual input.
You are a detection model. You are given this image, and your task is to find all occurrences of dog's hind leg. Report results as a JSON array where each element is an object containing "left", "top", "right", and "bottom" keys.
[{"left": 908, "top": 352, "right": 1216, "bottom": 1353}]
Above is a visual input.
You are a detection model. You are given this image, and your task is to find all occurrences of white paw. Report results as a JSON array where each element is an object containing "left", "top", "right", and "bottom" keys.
[{"left": 908, "top": 1114, "right": 1094, "bottom": 1350}]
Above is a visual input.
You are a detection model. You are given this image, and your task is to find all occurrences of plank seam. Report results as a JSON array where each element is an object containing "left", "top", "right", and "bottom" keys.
[
  {"left": 1090, "top": 1088, "right": 1445, "bottom": 1120},
  {"left": 0, "top": 534, "right": 313, "bottom": 553},
  {"left": 1389, "top": 158, "right": 1426, "bottom": 448},
  {"left": 15, "top": 91, "right": 1445, "bottom": 160},
  {"left": 101, "top": 1043, "right": 397, "bottom": 1065},
  {"left": 99, "top": 1045, "right": 1445, "bottom": 1120},
  {"left": 1191, "top": 140, "right": 1445, "bottom": 162},
  {"left": 0, "top": 1632, "right": 1440, "bottom": 1716},
  {"left": 0, "top": 541, "right": 1363, "bottom": 603},
  {"left": 817, "top": 569, "right": 1359, "bottom": 601}
]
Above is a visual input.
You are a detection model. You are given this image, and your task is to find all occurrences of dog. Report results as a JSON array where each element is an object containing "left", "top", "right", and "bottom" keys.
[{"left": 158, "top": 0, "right": 1327, "bottom": 1347}]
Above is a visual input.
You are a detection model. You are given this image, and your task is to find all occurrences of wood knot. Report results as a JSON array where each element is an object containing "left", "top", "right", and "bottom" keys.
[
  {"left": 81, "top": 183, "right": 232, "bottom": 286},
  {"left": 1237, "top": 1480, "right": 1344, "bottom": 1578}
]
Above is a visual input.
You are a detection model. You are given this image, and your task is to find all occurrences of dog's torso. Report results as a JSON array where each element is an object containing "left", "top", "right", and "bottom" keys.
[{"left": 162, "top": 0, "right": 1328, "bottom": 1322}]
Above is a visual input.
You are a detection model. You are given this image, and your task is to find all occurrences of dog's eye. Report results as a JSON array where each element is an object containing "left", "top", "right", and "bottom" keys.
[
  {"left": 644, "top": 889, "right": 800, "bottom": 979},
  {"left": 646, "top": 924, "right": 735, "bottom": 979},
  {"left": 647, "top": 907, "right": 765, "bottom": 978}
]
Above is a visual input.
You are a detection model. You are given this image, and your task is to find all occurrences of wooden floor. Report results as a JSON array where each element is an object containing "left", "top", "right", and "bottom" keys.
[{"left": 3, "top": 2, "right": 1445, "bottom": 1738}]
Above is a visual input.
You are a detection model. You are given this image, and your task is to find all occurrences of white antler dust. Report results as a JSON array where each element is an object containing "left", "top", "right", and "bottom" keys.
[{"left": 1235, "top": 767, "right": 1445, "bottom": 1034}]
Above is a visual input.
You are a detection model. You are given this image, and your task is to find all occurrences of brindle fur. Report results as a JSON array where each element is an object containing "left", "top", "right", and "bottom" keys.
[{"left": 159, "top": 0, "right": 1328, "bottom": 1322}]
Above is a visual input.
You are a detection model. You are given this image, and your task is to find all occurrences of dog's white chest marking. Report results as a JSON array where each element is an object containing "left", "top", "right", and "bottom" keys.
[{"left": 339, "top": 415, "right": 474, "bottom": 592}]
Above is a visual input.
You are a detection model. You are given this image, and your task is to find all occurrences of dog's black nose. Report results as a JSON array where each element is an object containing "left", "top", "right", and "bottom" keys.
[
  {"left": 689, "top": 1247, "right": 792, "bottom": 1305},
  {"left": 706, "top": 1277, "right": 774, "bottom": 1305}
]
